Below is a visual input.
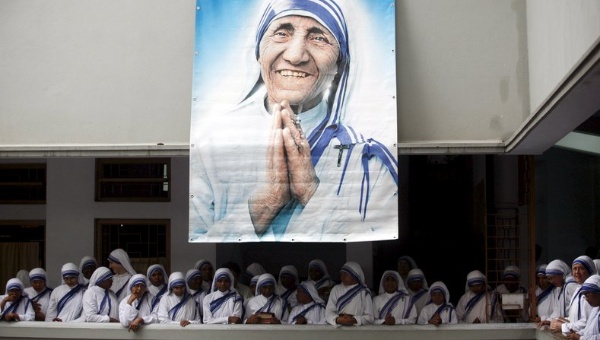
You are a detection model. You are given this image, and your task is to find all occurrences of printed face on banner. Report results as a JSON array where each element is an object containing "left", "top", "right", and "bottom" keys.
[{"left": 189, "top": 0, "right": 399, "bottom": 243}]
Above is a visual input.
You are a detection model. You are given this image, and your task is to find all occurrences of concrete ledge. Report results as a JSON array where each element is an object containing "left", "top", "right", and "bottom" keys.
[{"left": 0, "top": 322, "right": 558, "bottom": 340}]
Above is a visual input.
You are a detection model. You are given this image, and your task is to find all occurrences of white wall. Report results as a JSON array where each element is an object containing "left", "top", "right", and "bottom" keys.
[
  {"left": 397, "top": 0, "right": 529, "bottom": 144},
  {"left": 0, "top": 0, "right": 194, "bottom": 148},
  {"left": 0, "top": 157, "right": 214, "bottom": 285},
  {"left": 526, "top": 0, "right": 600, "bottom": 113},
  {"left": 0, "top": 0, "right": 531, "bottom": 151}
]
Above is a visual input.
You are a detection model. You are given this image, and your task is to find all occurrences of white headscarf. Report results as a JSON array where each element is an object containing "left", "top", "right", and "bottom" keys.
[
  {"left": 503, "top": 265, "right": 520, "bottom": 280},
  {"left": 28, "top": 267, "right": 48, "bottom": 283},
  {"left": 211, "top": 268, "right": 236, "bottom": 293},
  {"left": 427, "top": 281, "right": 451, "bottom": 305},
  {"left": 378, "top": 270, "right": 407, "bottom": 295},
  {"left": 536, "top": 264, "right": 547, "bottom": 277},
  {"left": 308, "top": 259, "right": 331, "bottom": 281},
  {"left": 185, "top": 269, "right": 202, "bottom": 291},
  {"left": 581, "top": 274, "right": 600, "bottom": 294},
  {"left": 398, "top": 256, "right": 418, "bottom": 271},
  {"left": 250, "top": 275, "right": 260, "bottom": 294},
  {"left": 407, "top": 268, "right": 429, "bottom": 290},
  {"left": 167, "top": 272, "right": 186, "bottom": 294},
  {"left": 255, "top": 273, "right": 277, "bottom": 296},
  {"left": 88, "top": 267, "right": 113, "bottom": 287},
  {"left": 546, "top": 259, "right": 571, "bottom": 278},
  {"left": 573, "top": 255, "right": 598, "bottom": 277},
  {"left": 16, "top": 270, "right": 30, "bottom": 288},
  {"left": 79, "top": 256, "right": 97, "bottom": 273},
  {"left": 244, "top": 263, "right": 267, "bottom": 285},
  {"left": 128, "top": 274, "right": 148, "bottom": 291},
  {"left": 340, "top": 261, "right": 366, "bottom": 288},
  {"left": 5, "top": 278, "right": 25, "bottom": 295},
  {"left": 61, "top": 263, "right": 80, "bottom": 279},
  {"left": 108, "top": 249, "right": 136, "bottom": 276},
  {"left": 79, "top": 256, "right": 97, "bottom": 285},
  {"left": 147, "top": 264, "right": 168, "bottom": 285},
  {"left": 194, "top": 259, "right": 213, "bottom": 272},
  {"left": 297, "top": 281, "right": 324, "bottom": 305},
  {"left": 278, "top": 265, "right": 299, "bottom": 286},
  {"left": 465, "top": 270, "right": 487, "bottom": 292},
  {"left": 246, "top": 263, "right": 266, "bottom": 277}
]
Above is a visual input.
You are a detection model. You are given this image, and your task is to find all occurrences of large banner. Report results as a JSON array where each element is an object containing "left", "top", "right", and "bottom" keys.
[{"left": 189, "top": 0, "right": 398, "bottom": 242}]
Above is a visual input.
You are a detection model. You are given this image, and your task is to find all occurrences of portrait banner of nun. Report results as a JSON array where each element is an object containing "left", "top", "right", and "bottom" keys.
[{"left": 189, "top": 0, "right": 398, "bottom": 242}]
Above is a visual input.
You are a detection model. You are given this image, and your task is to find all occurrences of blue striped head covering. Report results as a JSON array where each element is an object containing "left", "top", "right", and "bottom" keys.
[
  {"left": 573, "top": 255, "right": 597, "bottom": 276},
  {"left": 211, "top": 268, "right": 234, "bottom": 293},
  {"left": 5, "top": 278, "right": 24, "bottom": 294},
  {"left": 279, "top": 265, "right": 299, "bottom": 285},
  {"left": 378, "top": 270, "right": 406, "bottom": 295},
  {"left": 61, "top": 263, "right": 80, "bottom": 278},
  {"left": 250, "top": 275, "right": 260, "bottom": 288},
  {"left": 185, "top": 269, "right": 202, "bottom": 285},
  {"left": 256, "top": 273, "right": 277, "bottom": 296},
  {"left": 168, "top": 272, "right": 186, "bottom": 292},
  {"left": 129, "top": 274, "right": 148, "bottom": 291},
  {"left": 407, "top": 268, "right": 429, "bottom": 289},
  {"left": 95, "top": 271, "right": 113, "bottom": 287},
  {"left": 308, "top": 259, "right": 330, "bottom": 278},
  {"left": 108, "top": 249, "right": 136, "bottom": 276},
  {"left": 80, "top": 256, "right": 97, "bottom": 270},
  {"left": 546, "top": 259, "right": 570, "bottom": 277},
  {"left": 298, "top": 281, "right": 324, "bottom": 304},
  {"left": 147, "top": 264, "right": 168, "bottom": 282},
  {"left": 427, "top": 281, "right": 450, "bottom": 304},
  {"left": 29, "top": 268, "right": 48, "bottom": 282},
  {"left": 255, "top": 0, "right": 349, "bottom": 72},
  {"left": 340, "top": 261, "right": 365, "bottom": 287},
  {"left": 581, "top": 274, "right": 600, "bottom": 295},
  {"left": 536, "top": 264, "right": 547, "bottom": 277},
  {"left": 465, "top": 270, "right": 486, "bottom": 292},
  {"left": 194, "top": 259, "right": 213, "bottom": 271},
  {"left": 503, "top": 265, "right": 520, "bottom": 280},
  {"left": 254, "top": 0, "right": 354, "bottom": 168},
  {"left": 88, "top": 266, "right": 113, "bottom": 287}
]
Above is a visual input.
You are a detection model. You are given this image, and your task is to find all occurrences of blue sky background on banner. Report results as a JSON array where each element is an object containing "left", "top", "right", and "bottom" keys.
[{"left": 191, "top": 0, "right": 397, "bottom": 143}]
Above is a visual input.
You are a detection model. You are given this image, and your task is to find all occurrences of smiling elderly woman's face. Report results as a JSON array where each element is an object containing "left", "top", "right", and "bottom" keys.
[{"left": 258, "top": 15, "right": 340, "bottom": 112}]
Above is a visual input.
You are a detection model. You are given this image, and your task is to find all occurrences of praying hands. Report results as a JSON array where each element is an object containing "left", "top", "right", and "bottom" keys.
[{"left": 249, "top": 100, "right": 320, "bottom": 235}]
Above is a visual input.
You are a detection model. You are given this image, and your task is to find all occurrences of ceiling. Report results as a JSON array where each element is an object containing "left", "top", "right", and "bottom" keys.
[{"left": 506, "top": 41, "right": 600, "bottom": 156}]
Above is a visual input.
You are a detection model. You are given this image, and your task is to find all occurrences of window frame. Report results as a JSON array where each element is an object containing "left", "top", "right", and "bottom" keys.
[
  {"left": 0, "top": 163, "right": 46, "bottom": 204},
  {"left": 95, "top": 158, "right": 171, "bottom": 202}
]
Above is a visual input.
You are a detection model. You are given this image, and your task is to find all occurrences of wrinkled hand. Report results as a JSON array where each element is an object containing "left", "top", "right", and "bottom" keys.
[
  {"left": 278, "top": 100, "right": 319, "bottom": 206},
  {"left": 248, "top": 101, "right": 318, "bottom": 235}
]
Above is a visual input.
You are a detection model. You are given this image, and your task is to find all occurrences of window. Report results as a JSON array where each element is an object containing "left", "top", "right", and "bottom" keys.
[
  {"left": 95, "top": 219, "right": 170, "bottom": 274},
  {"left": 0, "top": 221, "right": 45, "bottom": 288},
  {"left": 0, "top": 164, "right": 46, "bottom": 204},
  {"left": 96, "top": 158, "right": 170, "bottom": 202}
]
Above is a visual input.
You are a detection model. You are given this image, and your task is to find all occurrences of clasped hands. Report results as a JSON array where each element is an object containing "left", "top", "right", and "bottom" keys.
[{"left": 249, "top": 100, "right": 319, "bottom": 235}]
